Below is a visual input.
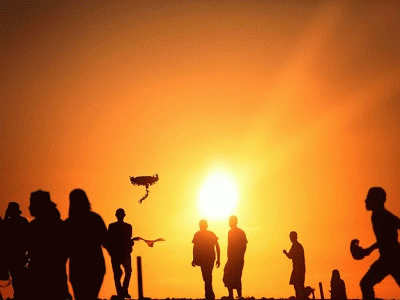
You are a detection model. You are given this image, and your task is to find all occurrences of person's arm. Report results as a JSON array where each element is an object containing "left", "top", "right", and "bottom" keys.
[
  {"left": 395, "top": 213, "right": 400, "bottom": 230},
  {"left": 364, "top": 243, "right": 378, "bottom": 256},
  {"left": 128, "top": 224, "right": 134, "bottom": 248},
  {"left": 192, "top": 245, "right": 196, "bottom": 267},
  {"left": 215, "top": 240, "right": 220, "bottom": 268},
  {"left": 283, "top": 249, "right": 290, "bottom": 258},
  {"left": 191, "top": 235, "right": 197, "bottom": 267},
  {"left": 283, "top": 246, "right": 293, "bottom": 259},
  {"left": 98, "top": 214, "right": 110, "bottom": 254}
]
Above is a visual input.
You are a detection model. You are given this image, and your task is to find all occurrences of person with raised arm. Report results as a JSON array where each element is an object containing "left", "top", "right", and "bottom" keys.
[{"left": 283, "top": 231, "right": 305, "bottom": 300}]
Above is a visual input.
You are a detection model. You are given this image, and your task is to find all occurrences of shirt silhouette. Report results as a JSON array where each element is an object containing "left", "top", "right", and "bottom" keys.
[{"left": 192, "top": 219, "right": 220, "bottom": 300}]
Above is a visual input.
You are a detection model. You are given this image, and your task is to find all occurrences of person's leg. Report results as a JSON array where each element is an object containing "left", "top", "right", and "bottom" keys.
[
  {"left": 79, "top": 271, "right": 104, "bottom": 300},
  {"left": 389, "top": 257, "right": 400, "bottom": 287},
  {"left": 122, "top": 255, "right": 132, "bottom": 297},
  {"left": 360, "top": 259, "right": 388, "bottom": 300},
  {"left": 237, "top": 288, "right": 242, "bottom": 298},
  {"left": 112, "top": 258, "right": 123, "bottom": 296},
  {"left": 294, "top": 284, "right": 305, "bottom": 300},
  {"left": 201, "top": 262, "right": 215, "bottom": 300},
  {"left": 8, "top": 266, "right": 20, "bottom": 299},
  {"left": 227, "top": 287, "right": 234, "bottom": 299}
]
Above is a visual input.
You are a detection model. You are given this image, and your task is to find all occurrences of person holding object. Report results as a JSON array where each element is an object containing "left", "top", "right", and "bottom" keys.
[
  {"left": 192, "top": 219, "right": 220, "bottom": 300},
  {"left": 358, "top": 187, "right": 400, "bottom": 299}
]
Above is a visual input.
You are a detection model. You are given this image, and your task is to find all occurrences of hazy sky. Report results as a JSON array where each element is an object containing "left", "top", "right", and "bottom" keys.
[{"left": 1, "top": 1, "right": 400, "bottom": 299}]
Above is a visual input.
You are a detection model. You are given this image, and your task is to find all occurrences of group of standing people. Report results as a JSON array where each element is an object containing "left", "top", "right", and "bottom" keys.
[
  {"left": 0, "top": 189, "right": 135, "bottom": 300},
  {"left": 190, "top": 187, "right": 399, "bottom": 300},
  {"left": 190, "top": 215, "right": 309, "bottom": 300},
  {"left": 1, "top": 186, "right": 399, "bottom": 300},
  {"left": 281, "top": 186, "right": 400, "bottom": 300},
  {"left": 192, "top": 216, "right": 248, "bottom": 300}
]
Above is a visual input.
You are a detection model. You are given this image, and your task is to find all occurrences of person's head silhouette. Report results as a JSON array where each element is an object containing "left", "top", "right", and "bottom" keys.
[
  {"left": 69, "top": 189, "right": 91, "bottom": 218},
  {"left": 229, "top": 215, "right": 238, "bottom": 229},
  {"left": 365, "top": 187, "right": 386, "bottom": 211},
  {"left": 332, "top": 269, "right": 341, "bottom": 281},
  {"left": 289, "top": 231, "right": 298, "bottom": 243},
  {"left": 115, "top": 208, "right": 125, "bottom": 222},
  {"left": 6, "top": 202, "right": 22, "bottom": 218},
  {"left": 29, "top": 190, "right": 56, "bottom": 218},
  {"left": 199, "top": 219, "right": 208, "bottom": 231}
]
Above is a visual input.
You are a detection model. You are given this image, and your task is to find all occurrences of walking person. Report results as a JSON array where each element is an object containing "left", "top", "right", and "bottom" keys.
[
  {"left": 192, "top": 219, "right": 220, "bottom": 300},
  {"left": 108, "top": 208, "right": 134, "bottom": 299},
  {"left": 66, "top": 189, "right": 108, "bottom": 300},
  {"left": 283, "top": 231, "right": 305, "bottom": 300},
  {"left": 358, "top": 187, "right": 400, "bottom": 299},
  {"left": 223, "top": 215, "right": 247, "bottom": 300}
]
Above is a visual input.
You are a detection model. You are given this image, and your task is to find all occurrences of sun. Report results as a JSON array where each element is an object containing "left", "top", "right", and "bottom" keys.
[{"left": 199, "top": 172, "right": 238, "bottom": 219}]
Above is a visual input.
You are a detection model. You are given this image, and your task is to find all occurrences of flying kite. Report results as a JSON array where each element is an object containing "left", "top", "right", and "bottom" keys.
[
  {"left": 133, "top": 237, "right": 165, "bottom": 247},
  {"left": 129, "top": 174, "right": 159, "bottom": 203}
]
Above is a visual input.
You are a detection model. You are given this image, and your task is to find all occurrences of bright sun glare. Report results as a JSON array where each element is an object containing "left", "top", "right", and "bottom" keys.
[{"left": 199, "top": 172, "right": 238, "bottom": 219}]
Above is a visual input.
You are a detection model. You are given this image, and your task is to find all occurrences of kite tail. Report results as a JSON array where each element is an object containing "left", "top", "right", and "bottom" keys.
[{"left": 139, "top": 187, "right": 150, "bottom": 203}]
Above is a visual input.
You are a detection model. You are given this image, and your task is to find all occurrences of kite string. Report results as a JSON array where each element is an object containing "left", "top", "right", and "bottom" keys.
[{"left": 139, "top": 187, "right": 149, "bottom": 203}]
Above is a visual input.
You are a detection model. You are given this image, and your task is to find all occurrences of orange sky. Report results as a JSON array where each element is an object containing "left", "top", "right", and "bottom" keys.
[{"left": 1, "top": 1, "right": 400, "bottom": 299}]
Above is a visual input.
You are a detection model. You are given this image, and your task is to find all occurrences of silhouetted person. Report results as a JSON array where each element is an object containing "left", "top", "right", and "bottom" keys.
[
  {"left": 283, "top": 231, "right": 305, "bottom": 300},
  {"left": 27, "top": 190, "right": 70, "bottom": 300},
  {"left": 108, "top": 208, "right": 133, "bottom": 299},
  {"left": 192, "top": 219, "right": 221, "bottom": 300},
  {"left": 0, "top": 216, "right": 10, "bottom": 282},
  {"left": 223, "top": 215, "right": 247, "bottom": 299},
  {"left": 3, "top": 202, "right": 28, "bottom": 300},
  {"left": 66, "top": 188, "right": 108, "bottom": 300},
  {"left": 359, "top": 187, "right": 400, "bottom": 299},
  {"left": 330, "top": 269, "right": 347, "bottom": 300}
]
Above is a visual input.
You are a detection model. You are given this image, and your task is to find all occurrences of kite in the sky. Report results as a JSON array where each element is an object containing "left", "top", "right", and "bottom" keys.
[
  {"left": 133, "top": 237, "right": 165, "bottom": 247},
  {"left": 129, "top": 174, "right": 159, "bottom": 203}
]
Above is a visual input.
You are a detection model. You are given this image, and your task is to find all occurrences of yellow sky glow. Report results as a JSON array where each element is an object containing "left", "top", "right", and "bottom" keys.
[{"left": 198, "top": 171, "right": 238, "bottom": 220}]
